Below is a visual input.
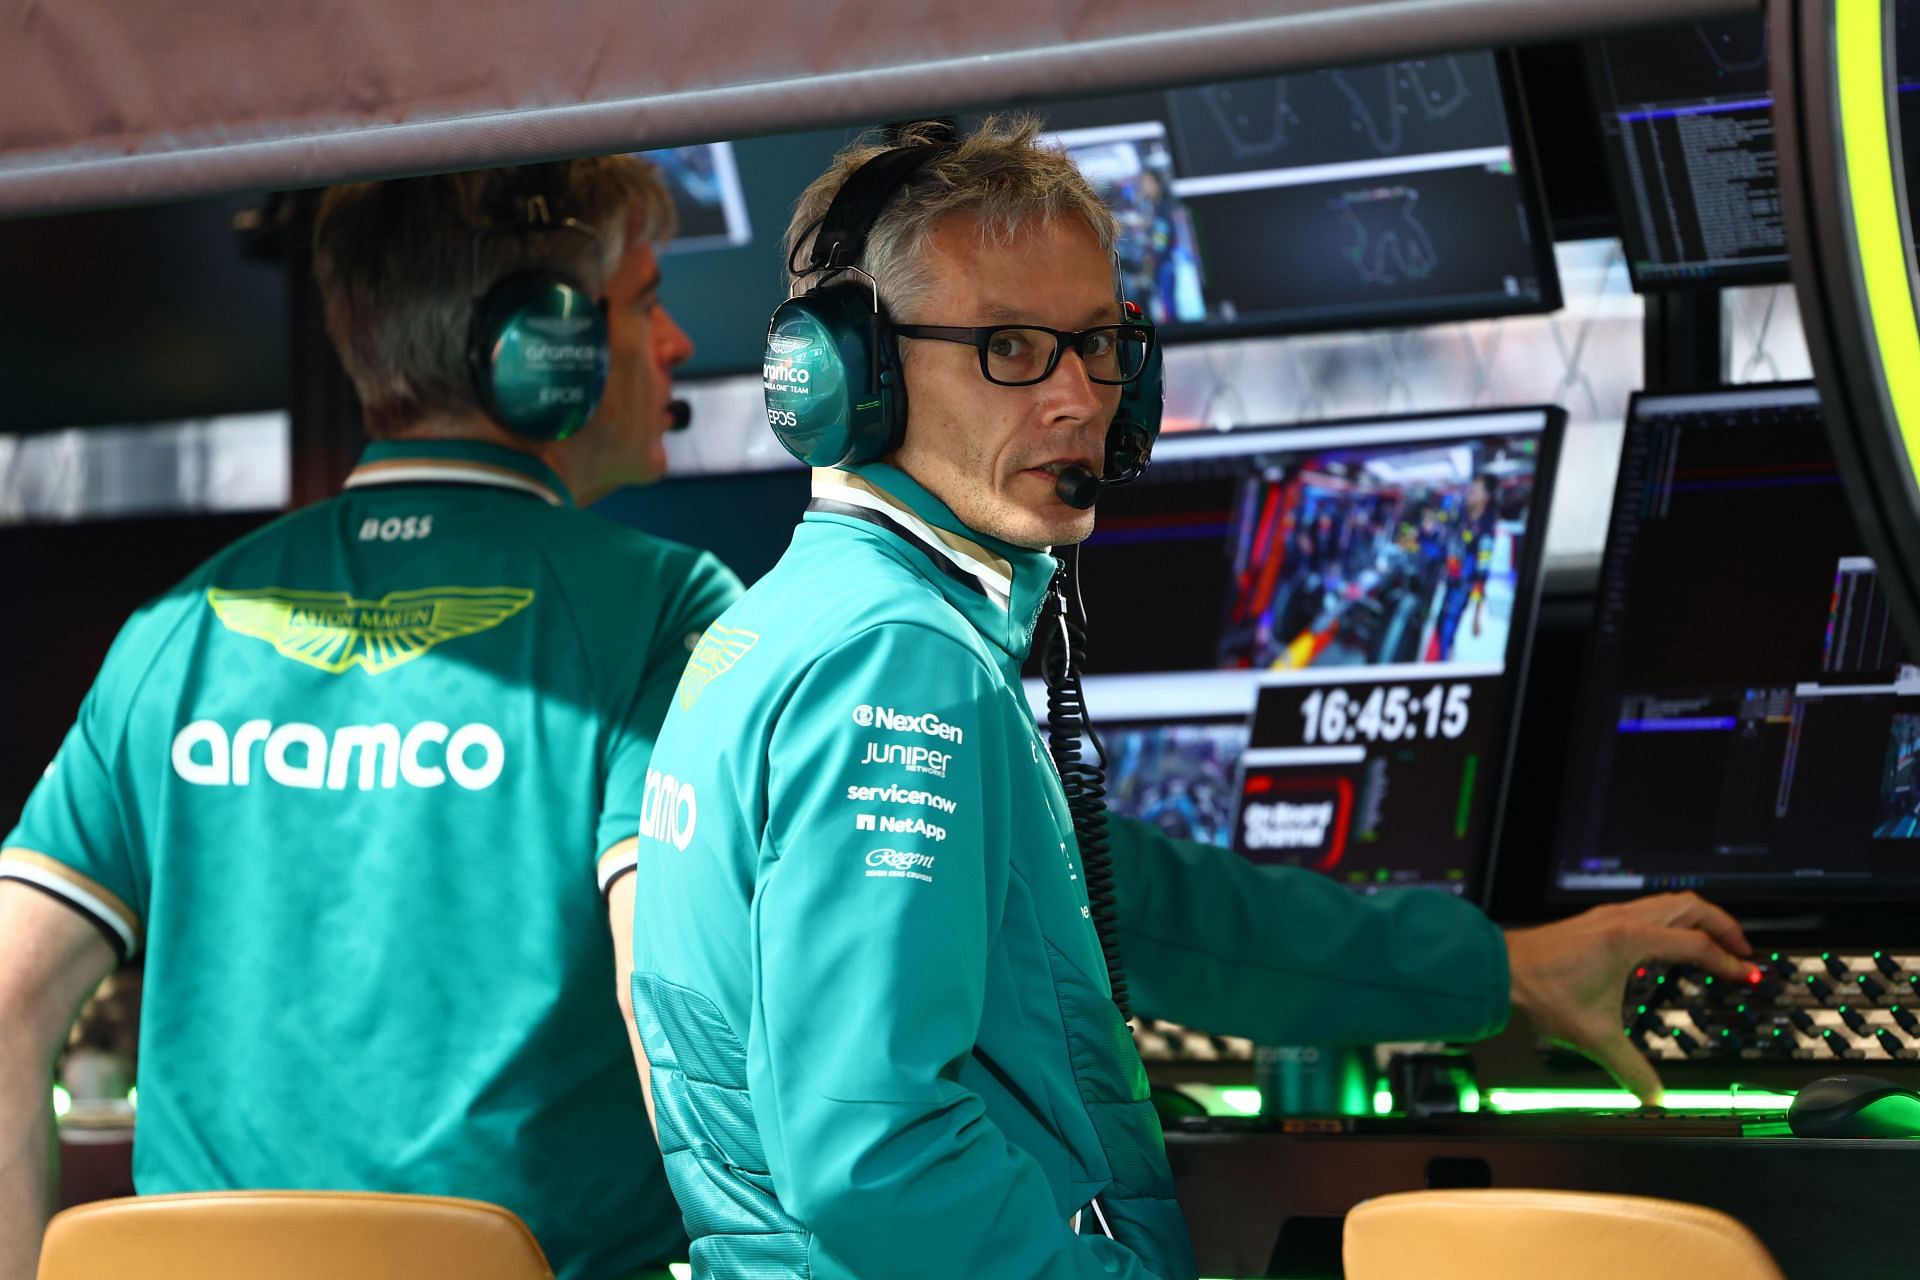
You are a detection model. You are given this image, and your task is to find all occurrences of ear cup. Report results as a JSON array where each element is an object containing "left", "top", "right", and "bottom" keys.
[
  {"left": 764, "top": 284, "right": 903, "bottom": 467},
  {"left": 1104, "top": 321, "right": 1162, "bottom": 483},
  {"left": 468, "top": 270, "right": 609, "bottom": 441}
]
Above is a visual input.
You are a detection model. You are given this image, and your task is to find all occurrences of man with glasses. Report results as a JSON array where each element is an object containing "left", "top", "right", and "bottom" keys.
[{"left": 622, "top": 121, "right": 1754, "bottom": 1279}]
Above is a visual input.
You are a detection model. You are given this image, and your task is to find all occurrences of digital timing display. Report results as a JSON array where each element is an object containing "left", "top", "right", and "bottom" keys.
[
  {"left": 1057, "top": 406, "right": 1561, "bottom": 898},
  {"left": 1239, "top": 667, "right": 1508, "bottom": 891}
]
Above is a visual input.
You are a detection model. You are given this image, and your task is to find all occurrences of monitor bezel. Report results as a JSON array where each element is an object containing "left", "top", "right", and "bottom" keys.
[
  {"left": 1127, "top": 49, "right": 1566, "bottom": 344},
  {"left": 1524, "top": 381, "right": 1920, "bottom": 937},
  {"left": 1083, "top": 403, "right": 1567, "bottom": 906},
  {"left": 1582, "top": 24, "right": 1793, "bottom": 293}
]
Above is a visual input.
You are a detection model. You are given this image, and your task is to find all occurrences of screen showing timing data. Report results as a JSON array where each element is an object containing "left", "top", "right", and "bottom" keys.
[
  {"left": 1586, "top": 16, "right": 1787, "bottom": 288},
  {"left": 1038, "top": 406, "right": 1562, "bottom": 896},
  {"left": 1552, "top": 384, "right": 1920, "bottom": 904}
]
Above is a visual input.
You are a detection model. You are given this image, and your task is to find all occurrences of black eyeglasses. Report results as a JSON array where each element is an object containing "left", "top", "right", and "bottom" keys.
[{"left": 892, "top": 322, "right": 1154, "bottom": 387}]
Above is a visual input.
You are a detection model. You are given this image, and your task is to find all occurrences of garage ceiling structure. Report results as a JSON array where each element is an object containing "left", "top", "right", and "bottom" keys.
[{"left": 1, "top": 0, "right": 1752, "bottom": 216}]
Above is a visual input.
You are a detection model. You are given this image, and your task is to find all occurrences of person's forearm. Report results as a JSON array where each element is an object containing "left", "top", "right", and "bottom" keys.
[
  {"left": 1110, "top": 816, "right": 1510, "bottom": 1044},
  {"left": 0, "top": 1046, "right": 58, "bottom": 1280}
]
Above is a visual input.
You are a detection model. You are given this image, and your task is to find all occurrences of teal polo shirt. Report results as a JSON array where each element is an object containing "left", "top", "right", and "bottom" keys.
[{"left": 3, "top": 438, "right": 742, "bottom": 1280}]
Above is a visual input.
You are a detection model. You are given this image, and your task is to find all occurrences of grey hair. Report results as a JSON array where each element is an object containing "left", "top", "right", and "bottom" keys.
[
  {"left": 312, "top": 157, "right": 675, "bottom": 438},
  {"left": 783, "top": 116, "right": 1118, "bottom": 321}
]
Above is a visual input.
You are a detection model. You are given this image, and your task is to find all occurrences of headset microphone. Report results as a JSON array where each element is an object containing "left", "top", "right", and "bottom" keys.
[
  {"left": 1054, "top": 465, "right": 1101, "bottom": 510},
  {"left": 667, "top": 399, "right": 692, "bottom": 432}
]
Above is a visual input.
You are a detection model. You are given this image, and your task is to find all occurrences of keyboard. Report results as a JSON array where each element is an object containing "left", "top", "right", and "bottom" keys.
[{"left": 1630, "top": 948, "right": 1920, "bottom": 1062}]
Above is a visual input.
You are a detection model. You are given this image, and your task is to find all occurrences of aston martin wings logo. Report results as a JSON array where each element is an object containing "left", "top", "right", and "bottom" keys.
[
  {"left": 526, "top": 312, "right": 597, "bottom": 339},
  {"left": 207, "top": 586, "right": 535, "bottom": 676},
  {"left": 676, "top": 623, "right": 760, "bottom": 710},
  {"left": 767, "top": 333, "right": 813, "bottom": 356}
]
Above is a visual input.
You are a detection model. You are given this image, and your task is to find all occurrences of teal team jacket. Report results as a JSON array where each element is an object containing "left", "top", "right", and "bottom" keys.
[
  {"left": 4, "top": 440, "right": 741, "bottom": 1280},
  {"left": 629, "top": 463, "right": 1511, "bottom": 1279}
]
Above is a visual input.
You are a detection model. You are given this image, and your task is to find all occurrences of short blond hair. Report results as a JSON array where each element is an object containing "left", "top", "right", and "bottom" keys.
[
  {"left": 313, "top": 158, "right": 675, "bottom": 438},
  {"left": 784, "top": 117, "right": 1118, "bottom": 321}
]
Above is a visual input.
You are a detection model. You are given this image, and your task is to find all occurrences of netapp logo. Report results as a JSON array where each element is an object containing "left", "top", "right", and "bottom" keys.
[
  {"left": 845, "top": 783, "right": 958, "bottom": 814},
  {"left": 171, "top": 719, "right": 503, "bottom": 791},
  {"left": 855, "top": 814, "right": 947, "bottom": 841},
  {"left": 763, "top": 362, "right": 810, "bottom": 385},
  {"left": 1242, "top": 801, "right": 1336, "bottom": 851},
  {"left": 639, "top": 768, "right": 698, "bottom": 851},
  {"left": 851, "top": 704, "right": 964, "bottom": 745},
  {"left": 859, "top": 741, "right": 950, "bottom": 779}
]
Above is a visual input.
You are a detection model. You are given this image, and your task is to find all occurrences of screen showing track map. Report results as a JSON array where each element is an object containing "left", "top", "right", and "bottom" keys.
[{"left": 971, "top": 51, "right": 1559, "bottom": 337}]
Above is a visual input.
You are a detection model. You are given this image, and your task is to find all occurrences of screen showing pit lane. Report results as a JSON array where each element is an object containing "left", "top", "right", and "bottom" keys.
[
  {"left": 1587, "top": 17, "right": 1789, "bottom": 287},
  {"left": 1055, "top": 408, "right": 1558, "bottom": 896},
  {"left": 1552, "top": 385, "right": 1920, "bottom": 901},
  {"left": 968, "top": 50, "right": 1559, "bottom": 337}
]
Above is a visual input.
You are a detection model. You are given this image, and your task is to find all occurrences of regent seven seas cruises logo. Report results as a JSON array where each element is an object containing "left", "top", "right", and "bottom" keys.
[{"left": 207, "top": 586, "right": 534, "bottom": 676}]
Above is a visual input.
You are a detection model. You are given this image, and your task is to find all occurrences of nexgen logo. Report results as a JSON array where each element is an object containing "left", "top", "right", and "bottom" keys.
[
  {"left": 852, "top": 704, "right": 964, "bottom": 745},
  {"left": 171, "top": 720, "right": 503, "bottom": 791}
]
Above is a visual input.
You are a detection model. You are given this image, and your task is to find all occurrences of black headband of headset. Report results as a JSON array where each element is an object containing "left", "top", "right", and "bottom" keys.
[{"left": 796, "top": 141, "right": 957, "bottom": 277}]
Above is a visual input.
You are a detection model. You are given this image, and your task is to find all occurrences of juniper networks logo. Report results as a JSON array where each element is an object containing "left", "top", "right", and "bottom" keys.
[{"left": 859, "top": 741, "right": 950, "bottom": 779}]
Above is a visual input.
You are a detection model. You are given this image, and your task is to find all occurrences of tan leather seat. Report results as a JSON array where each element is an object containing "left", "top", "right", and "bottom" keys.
[
  {"left": 37, "top": 1190, "right": 554, "bottom": 1280},
  {"left": 1343, "top": 1188, "right": 1784, "bottom": 1280}
]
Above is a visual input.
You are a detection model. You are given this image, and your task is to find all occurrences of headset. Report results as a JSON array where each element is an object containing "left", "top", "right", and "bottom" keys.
[
  {"left": 763, "top": 140, "right": 1163, "bottom": 508},
  {"left": 465, "top": 193, "right": 612, "bottom": 442}
]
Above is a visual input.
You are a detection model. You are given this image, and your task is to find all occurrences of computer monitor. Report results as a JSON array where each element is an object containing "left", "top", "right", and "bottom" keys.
[
  {"left": 1549, "top": 384, "right": 1920, "bottom": 904},
  {"left": 646, "top": 125, "right": 873, "bottom": 379},
  {"left": 1025, "top": 675, "right": 1255, "bottom": 850},
  {"left": 1059, "top": 407, "right": 1563, "bottom": 896},
  {"left": 969, "top": 51, "right": 1561, "bottom": 338},
  {"left": 658, "top": 54, "right": 1556, "bottom": 389},
  {"left": 1586, "top": 16, "right": 1789, "bottom": 288},
  {"left": 646, "top": 143, "right": 753, "bottom": 253}
]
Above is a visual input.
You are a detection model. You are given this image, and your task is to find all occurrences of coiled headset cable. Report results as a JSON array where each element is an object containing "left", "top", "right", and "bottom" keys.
[{"left": 1040, "top": 543, "right": 1130, "bottom": 1020}]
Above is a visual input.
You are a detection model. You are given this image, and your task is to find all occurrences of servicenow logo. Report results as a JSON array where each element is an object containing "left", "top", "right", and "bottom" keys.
[
  {"left": 845, "top": 783, "right": 958, "bottom": 814},
  {"left": 851, "top": 704, "right": 965, "bottom": 745},
  {"left": 171, "top": 720, "right": 503, "bottom": 791}
]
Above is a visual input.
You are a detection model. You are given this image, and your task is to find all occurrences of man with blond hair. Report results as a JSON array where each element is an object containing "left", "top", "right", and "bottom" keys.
[
  {"left": 623, "top": 120, "right": 1751, "bottom": 1278},
  {"left": 0, "top": 157, "right": 738, "bottom": 1280}
]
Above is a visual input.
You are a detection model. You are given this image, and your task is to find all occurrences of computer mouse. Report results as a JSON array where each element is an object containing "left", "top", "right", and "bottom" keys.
[{"left": 1788, "top": 1074, "right": 1920, "bottom": 1138}]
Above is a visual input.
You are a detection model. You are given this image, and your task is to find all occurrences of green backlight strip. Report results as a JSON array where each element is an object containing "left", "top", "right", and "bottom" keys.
[
  {"left": 1837, "top": 1, "right": 1920, "bottom": 484},
  {"left": 1486, "top": 1088, "right": 1794, "bottom": 1114},
  {"left": 1182, "top": 1085, "right": 1797, "bottom": 1117}
]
